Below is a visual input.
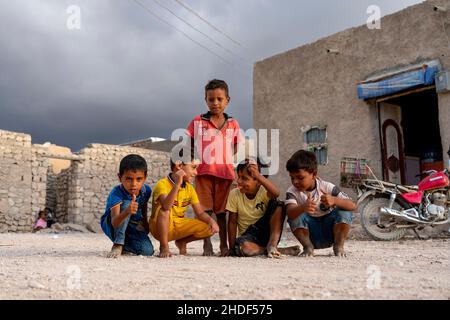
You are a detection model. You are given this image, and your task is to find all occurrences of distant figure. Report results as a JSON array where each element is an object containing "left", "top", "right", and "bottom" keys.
[
  {"left": 44, "top": 207, "right": 55, "bottom": 228},
  {"left": 100, "top": 154, "right": 154, "bottom": 258},
  {"left": 33, "top": 210, "right": 47, "bottom": 231}
]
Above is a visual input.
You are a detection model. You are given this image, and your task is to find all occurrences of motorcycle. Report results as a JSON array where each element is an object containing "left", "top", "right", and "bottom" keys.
[{"left": 356, "top": 147, "right": 450, "bottom": 241}]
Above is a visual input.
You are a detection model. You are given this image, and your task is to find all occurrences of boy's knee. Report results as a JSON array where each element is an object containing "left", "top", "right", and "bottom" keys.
[
  {"left": 334, "top": 210, "right": 353, "bottom": 225},
  {"left": 239, "top": 242, "right": 260, "bottom": 257},
  {"left": 140, "top": 245, "right": 154, "bottom": 256},
  {"left": 288, "top": 214, "right": 310, "bottom": 231}
]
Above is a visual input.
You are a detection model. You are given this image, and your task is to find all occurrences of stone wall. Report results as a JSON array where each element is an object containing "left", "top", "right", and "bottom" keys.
[
  {"left": 55, "top": 168, "right": 70, "bottom": 223},
  {"left": 0, "top": 130, "right": 36, "bottom": 232},
  {"left": 31, "top": 146, "right": 50, "bottom": 219},
  {"left": 57, "top": 144, "right": 170, "bottom": 230},
  {"left": 1, "top": 129, "right": 171, "bottom": 233}
]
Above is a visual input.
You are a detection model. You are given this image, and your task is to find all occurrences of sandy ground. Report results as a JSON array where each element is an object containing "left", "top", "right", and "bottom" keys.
[{"left": 0, "top": 232, "right": 449, "bottom": 300}]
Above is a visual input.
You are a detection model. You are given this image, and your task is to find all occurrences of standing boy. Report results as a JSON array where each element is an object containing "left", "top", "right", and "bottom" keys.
[{"left": 186, "top": 79, "right": 241, "bottom": 256}]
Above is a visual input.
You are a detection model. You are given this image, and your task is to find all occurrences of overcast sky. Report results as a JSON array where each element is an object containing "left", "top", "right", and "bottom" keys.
[{"left": 0, "top": 0, "right": 423, "bottom": 151}]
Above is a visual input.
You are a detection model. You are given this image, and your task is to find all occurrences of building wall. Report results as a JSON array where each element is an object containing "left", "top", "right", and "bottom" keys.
[
  {"left": 254, "top": 0, "right": 450, "bottom": 196},
  {"left": 438, "top": 93, "right": 450, "bottom": 165}
]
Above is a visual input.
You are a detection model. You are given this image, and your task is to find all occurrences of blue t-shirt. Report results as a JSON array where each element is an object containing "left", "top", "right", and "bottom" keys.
[{"left": 100, "top": 184, "right": 152, "bottom": 238}]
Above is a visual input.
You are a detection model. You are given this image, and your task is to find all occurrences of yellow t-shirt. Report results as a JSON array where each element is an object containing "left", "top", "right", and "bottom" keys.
[
  {"left": 225, "top": 185, "right": 270, "bottom": 236},
  {"left": 150, "top": 176, "right": 200, "bottom": 220}
]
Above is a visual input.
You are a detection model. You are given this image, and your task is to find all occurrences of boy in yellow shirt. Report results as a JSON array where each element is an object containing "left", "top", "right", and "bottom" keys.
[
  {"left": 225, "top": 158, "right": 300, "bottom": 258},
  {"left": 150, "top": 149, "right": 219, "bottom": 258}
]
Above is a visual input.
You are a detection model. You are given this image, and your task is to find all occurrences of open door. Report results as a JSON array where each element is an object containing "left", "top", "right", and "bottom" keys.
[{"left": 382, "top": 119, "right": 405, "bottom": 184}]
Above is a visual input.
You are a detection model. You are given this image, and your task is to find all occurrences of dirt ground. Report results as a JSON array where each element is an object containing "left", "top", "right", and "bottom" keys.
[{"left": 0, "top": 232, "right": 449, "bottom": 300}]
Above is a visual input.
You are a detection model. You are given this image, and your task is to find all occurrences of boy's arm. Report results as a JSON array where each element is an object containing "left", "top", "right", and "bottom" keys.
[
  {"left": 160, "top": 170, "right": 185, "bottom": 210},
  {"left": 192, "top": 203, "right": 219, "bottom": 234},
  {"left": 247, "top": 164, "right": 280, "bottom": 199},
  {"left": 156, "top": 194, "right": 171, "bottom": 257},
  {"left": 226, "top": 211, "right": 238, "bottom": 256},
  {"left": 320, "top": 194, "right": 357, "bottom": 211},
  {"left": 286, "top": 203, "right": 304, "bottom": 220},
  {"left": 286, "top": 192, "right": 317, "bottom": 219},
  {"left": 110, "top": 195, "right": 138, "bottom": 228},
  {"left": 141, "top": 202, "right": 149, "bottom": 233},
  {"left": 335, "top": 198, "right": 357, "bottom": 211}
]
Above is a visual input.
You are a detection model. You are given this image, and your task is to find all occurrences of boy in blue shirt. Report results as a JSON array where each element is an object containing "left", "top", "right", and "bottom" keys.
[{"left": 100, "top": 154, "right": 154, "bottom": 258}]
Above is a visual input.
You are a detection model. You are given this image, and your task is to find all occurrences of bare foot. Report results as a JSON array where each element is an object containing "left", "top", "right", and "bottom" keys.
[
  {"left": 333, "top": 244, "right": 347, "bottom": 257},
  {"left": 267, "top": 245, "right": 282, "bottom": 259},
  {"left": 159, "top": 247, "right": 172, "bottom": 258},
  {"left": 175, "top": 240, "right": 187, "bottom": 256},
  {"left": 299, "top": 246, "right": 314, "bottom": 257},
  {"left": 203, "top": 239, "right": 214, "bottom": 256},
  {"left": 107, "top": 244, "right": 123, "bottom": 258},
  {"left": 219, "top": 246, "right": 229, "bottom": 257},
  {"left": 278, "top": 245, "right": 301, "bottom": 256}
]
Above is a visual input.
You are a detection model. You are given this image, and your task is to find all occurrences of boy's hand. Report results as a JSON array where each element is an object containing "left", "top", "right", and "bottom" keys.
[
  {"left": 128, "top": 195, "right": 138, "bottom": 215},
  {"left": 320, "top": 193, "right": 335, "bottom": 208},
  {"left": 303, "top": 192, "right": 317, "bottom": 214},
  {"left": 209, "top": 219, "right": 219, "bottom": 235},
  {"left": 174, "top": 169, "right": 186, "bottom": 185},
  {"left": 247, "top": 163, "right": 261, "bottom": 179}
]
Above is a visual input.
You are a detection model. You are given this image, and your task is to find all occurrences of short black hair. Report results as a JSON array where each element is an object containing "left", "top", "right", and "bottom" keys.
[
  {"left": 119, "top": 154, "right": 147, "bottom": 176},
  {"left": 286, "top": 150, "right": 317, "bottom": 174},
  {"left": 170, "top": 144, "right": 197, "bottom": 170},
  {"left": 205, "top": 79, "right": 229, "bottom": 99},
  {"left": 237, "top": 157, "right": 270, "bottom": 178}
]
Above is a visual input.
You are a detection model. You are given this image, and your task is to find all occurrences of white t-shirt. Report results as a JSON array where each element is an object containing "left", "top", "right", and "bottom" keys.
[{"left": 285, "top": 178, "right": 351, "bottom": 217}]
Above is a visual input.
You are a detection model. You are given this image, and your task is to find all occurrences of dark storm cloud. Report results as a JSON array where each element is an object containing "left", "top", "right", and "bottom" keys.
[{"left": 0, "top": 0, "right": 421, "bottom": 151}]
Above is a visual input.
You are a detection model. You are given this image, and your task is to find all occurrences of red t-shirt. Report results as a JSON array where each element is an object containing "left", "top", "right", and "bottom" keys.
[{"left": 186, "top": 112, "right": 241, "bottom": 180}]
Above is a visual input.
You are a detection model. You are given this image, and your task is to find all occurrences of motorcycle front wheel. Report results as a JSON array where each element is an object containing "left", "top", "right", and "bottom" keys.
[{"left": 360, "top": 197, "right": 407, "bottom": 241}]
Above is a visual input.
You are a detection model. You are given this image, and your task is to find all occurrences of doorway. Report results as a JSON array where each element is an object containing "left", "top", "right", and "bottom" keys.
[{"left": 379, "top": 87, "right": 443, "bottom": 185}]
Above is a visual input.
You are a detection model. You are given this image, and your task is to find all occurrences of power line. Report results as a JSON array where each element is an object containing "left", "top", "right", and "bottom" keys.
[
  {"left": 151, "top": 0, "right": 245, "bottom": 61},
  {"left": 131, "top": 0, "right": 231, "bottom": 65},
  {"left": 173, "top": 0, "right": 242, "bottom": 48}
]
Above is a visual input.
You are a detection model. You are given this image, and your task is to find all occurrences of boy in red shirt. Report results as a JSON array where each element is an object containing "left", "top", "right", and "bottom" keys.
[{"left": 186, "top": 79, "right": 241, "bottom": 256}]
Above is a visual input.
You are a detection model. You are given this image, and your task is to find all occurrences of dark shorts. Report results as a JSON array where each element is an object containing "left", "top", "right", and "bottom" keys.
[
  {"left": 234, "top": 199, "right": 285, "bottom": 256},
  {"left": 288, "top": 209, "right": 353, "bottom": 249}
]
